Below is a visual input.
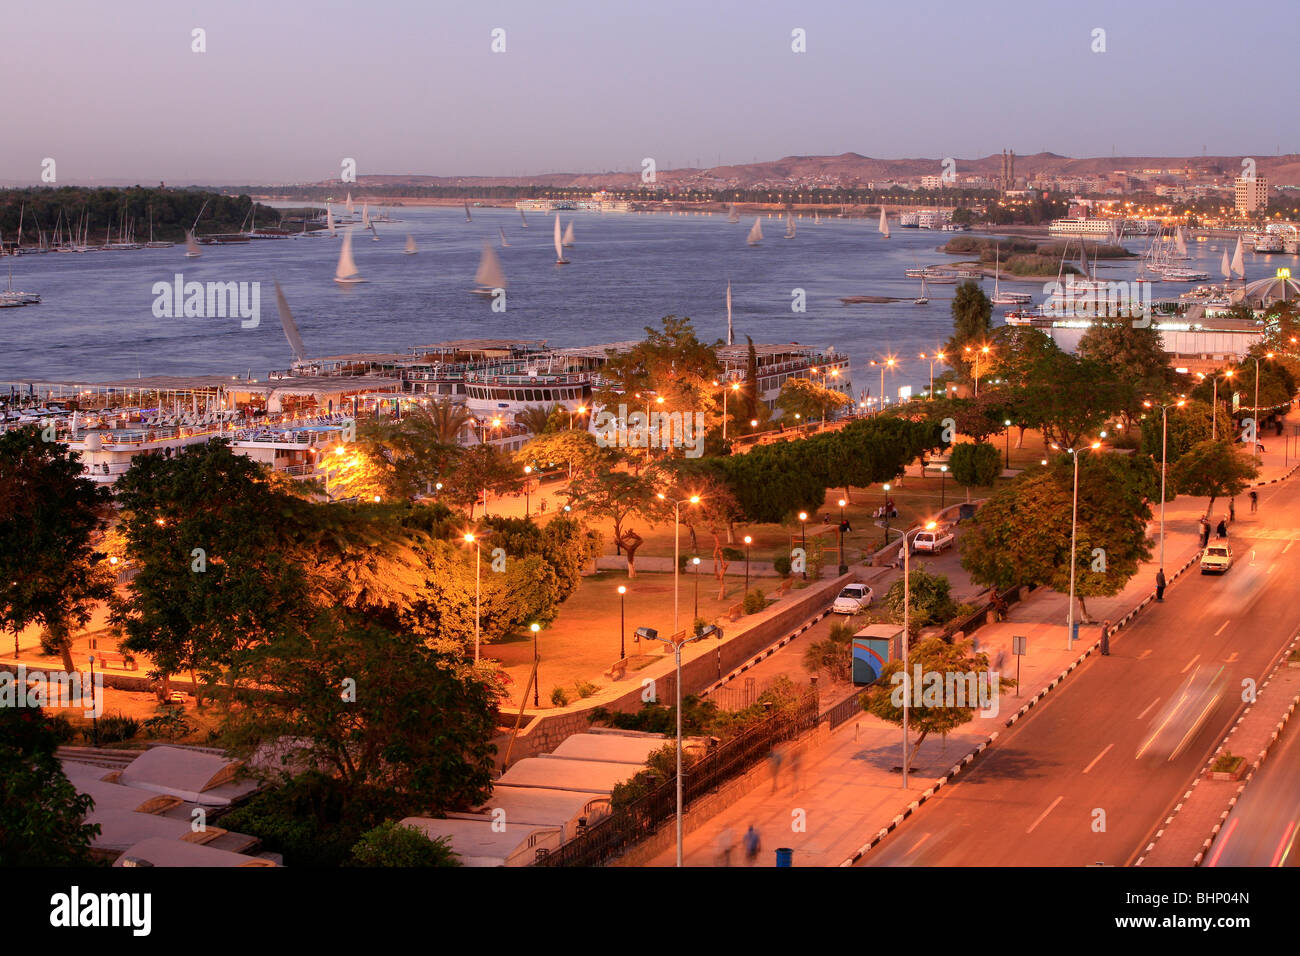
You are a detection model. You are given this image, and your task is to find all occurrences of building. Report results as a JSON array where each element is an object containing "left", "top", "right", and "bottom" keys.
[
  {"left": 1047, "top": 217, "right": 1117, "bottom": 236},
  {"left": 1235, "top": 176, "right": 1269, "bottom": 216}
]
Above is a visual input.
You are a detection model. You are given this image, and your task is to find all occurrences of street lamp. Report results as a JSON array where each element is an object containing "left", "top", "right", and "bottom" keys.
[
  {"left": 530, "top": 623, "right": 541, "bottom": 707},
  {"left": 658, "top": 493, "right": 702, "bottom": 635},
  {"left": 919, "top": 351, "right": 944, "bottom": 401},
  {"left": 465, "top": 532, "right": 484, "bottom": 662},
  {"left": 1145, "top": 400, "right": 1185, "bottom": 577},
  {"left": 692, "top": 557, "right": 701, "bottom": 621},
  {"left": 1204, "top": 369, "right": 1234, "bottom": 441},
  {"left": 618, "top": 585, "right": 627, "bottom": 659},
  {"left": 798, "top": 511, "right": 808, "bottom": 579},
  {"left": 523, "top": 465, "right": 533, "bottom": 516},
  {"left": 837, "top": 498, "right": 848, "bottom": 574},
  {"left": 569, "top": 404, "right": 587, "bottom": 430},
  {"left": 870, "top": 357, "right": 897, "bottom": 413},
  {"left": 743, "top": 535, "right": 752, "bottom": 593},
  {"left": 964, "top": 344, "right": 991, "bottom": 397},
  {"left": 1003, "top": 419, "right": 1012, "bottom": 469},
  {"left": 1253, "top": 353, "right": 1274, "bottom": 459},
  {"left": 714, "top": 380, "right": 741, "bottom": 441},
  {"left": 881, "top": 483, "right": 892, "bottom": 546},
  {"left": 1055, "top": 440, "right": 1102, "bottom": 650}
]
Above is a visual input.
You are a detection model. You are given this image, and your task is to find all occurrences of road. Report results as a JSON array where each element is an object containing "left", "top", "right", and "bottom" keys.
[
  {"left": 1205, "top": 699, "right": 1300, "bottom": 867},
  {"left": 859, "top": 479, "right": 1300, "bottom": 867}
]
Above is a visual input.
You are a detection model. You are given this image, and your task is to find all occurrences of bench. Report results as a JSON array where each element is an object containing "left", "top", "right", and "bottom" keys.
[
  {"left": 777, "top": 579, "right": 794, "bottom": 596},
  {"left": 89, "top": 651, "right": 137, "bottom": 671},
  {"left": 605, "top": 658, "right": 631, "bottom": 681}
]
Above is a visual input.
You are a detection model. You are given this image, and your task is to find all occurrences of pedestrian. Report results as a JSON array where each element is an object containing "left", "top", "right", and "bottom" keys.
[
  {"left": 1216, "top": 518, "right": 1228, "bottom": 539},
  {"left": 1250, "top": 490, "right": 1258, "bottom": 513},
  {"left": 743, "top": 825, "right": 761, "bottom": 865},
  {"left": 715, "top": 826, "right": 736, "bottom": 867},
  {"left": 788, "top": 747, "right": 802, "bottom": 793},
  {"left": 1100, "top": 620, "right": 1111, "bottom": 656},
  {"left": 768, "top": 745, "right": 785, "bottom": 793},
  {"left": 1229, "top": 498, "right": 1236, "bottom": 523},
  {"left": 1199, "top": 516, "right": 1210, "bottom": 549},
  {"left": 1155, "top": 568, "right": 1166, "bottom": 602}
]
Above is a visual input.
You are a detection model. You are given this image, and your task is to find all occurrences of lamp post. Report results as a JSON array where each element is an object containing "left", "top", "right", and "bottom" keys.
[
  {"left": 870, "top": 357, "right": 896, "bottom": 414},
  {"left": 919, "top": 351, "right": 944, "bottom": 401},
  {"left": 641, "top": 627, "right": 713, "bottom": 866},
  {"left": 882, "top": 483, "right": 892, "bottom": 546},
  {"left": 964, "top": 344, "right": 991, "bottom": 397},
  {"left": 465, "top": 532, "right": 483, "bottom": 662},
  {"left": 1253, "top": 353, "right": 1274, "bottom": 459},
  {"left": 743, "top": 535, "right": 752, "bottom": 593},
  {"left": 1207, "top": 370, "right": 1233, "bottom": 441},
  {"left": 1059, "top": 440, "right": 1102, "bottom": 650},
  {"left": 837, "top": 498, "right": 848, "bottom": 575},
  {"left": 715, "top": 380, "right": 741, "bottom": 441},
  {"left": 523, "top": 465, "right": 533, "bottom": 517},
  {"left": 692, "top": 556, "right": 701, "bottom": 621},
  {"left": 530, "top": 623, "right": 541, "bottom": 707},
  {"left": 569, "top": 404, "right": 587, "bottom": 430},
  {"left": 939, "top": 465, "right": 948, "bottom": 510},
  {"left": 658, "top": 493, "right": 702, "bottom": 636},
  {"left": 1145, "top": 400, "right": 1185, "bottom": 577},
  {"left": 1003, "top": 419, "right": 1012, "bottom": 469},
  {"left": 618, "top": 585, "right": 627, "bottom": 659},
  {"left": 798, "top": 511, "right": 808, "bottom": 579}
]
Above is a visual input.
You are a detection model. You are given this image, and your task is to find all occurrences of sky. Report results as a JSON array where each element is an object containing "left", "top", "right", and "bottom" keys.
[{"left": 3, "top": 0, "right": 1296, "bottom": 184}]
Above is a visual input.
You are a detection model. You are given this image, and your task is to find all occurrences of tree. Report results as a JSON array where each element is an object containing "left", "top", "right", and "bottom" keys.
[
  {"left": 1138, "top": 399, "right": 1224, "bottom": 473},
  {"left": 676, "top": 475, "right": 742, "bottom": 597},
  {"left": 775, "top": 377, "right": 852, "bottom": 423},
  {"left": 325, "top": 410, "right": 463, "bottom": 502},
  {"left": 942, "top": 281, "right": 993, "bottom": 381},
  {"left": 0, "top": 427, "right": 113, "bottom": 671},
  {"left": 1076, "top": 320, "right": 1178, "bottom": 425},
  {"left": 960, "top": 451, "right": 1157, "bottom": 621},
  {"left": 948, "top": 441, "right": 1001, "bottom": 498},
  {"left": 1169, "top": 440, "right": 1259, "bottom": 519},
  {"left": 422, "top": 400, "right": 472, "bottom": 445},
  {"left": 884, "top": 569, "right": 958, "bottom": 635},
  {"left": 440, "top": 444, "right": 524, "bottom": 518},
  {"left": 515, "top": 404, "right": 562, "bottom": 436},
  {"left": 563, "top": 470, "right": 667, "bottom": 577},
  {"left": 0, "top": 706, "right": 100, "bottom": 865},
  {"left": 349, "top": 821, "right": 461, "bottom": 867},
  {"left": 517, "top": 429, "right": 610, "bottom": 480},
  {"left": 861, "top": 637, "right": 1004, "bottom": 761}
]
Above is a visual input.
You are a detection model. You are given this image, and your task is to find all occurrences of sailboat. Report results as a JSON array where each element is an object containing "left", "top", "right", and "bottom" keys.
[
  {"left": 1221, "top": 248, "right": 1232, "bottom": 282},
  {"left": 345, "top": 193, "right": 354, "bottom": 215},
  {"left": 499, "top": 227, "right": 509, "bottom": 248},
  {"left": 1173, "top": 227, "right": 1190, "bottom": 260},
  {"left": 747, "top": 218, "right": 762, "bottom": 246},
  {"left": 464, "top": 202, "right": 473, "bottom": 222},
  {"left": 145, "top": 207, "right": 173, "bottom": 248},
  {"left": 1231, "top": 237, "right": 1246, "bottom": 282},
  {"left": 878, "top": 208, "right": 890, "bottom": 239},
  {"left": 361, "top": 204, "right": 371, "bottom": 229},
  {"left": 784, "top": 212, "right": 796, "bottom": 239},
  {"left": 554, "top": 216, "right": 570, "bottom": 264},
  {"left": 562, "top": 221, "right": 575, "bottom": 247},
  {"left": 813, "top": 211, "right": 821, "bottom": 225},
  {"left": 473, "top": 242, "right": 506, "bottom": 295},
  {"left": 184, "top": 231, "right": 202, "bottom": 258},
  {"left": 274, "top": 281, "right": 307, "bottom": 365},
  {"left": 326, "top": 205, "right": 337, "bottom": 237},
  {"left": 727, "top": 205, "right": 740, "bottom": 224},
  {"left": 914, "top": 275, "right": 928, "bottom": 305},
  {"left": 990, "top": 246, "right": 1031, "bottom": 305},
  {"left": 725, "top": 280, "right": 734, "bottom": 346},
  {"left": 334, "top": 228, "right": 366, "bottom": 284},
  {"left": 369, "top": 220, "right": 380, "bottom": 241},
  {"left": 520, "top": 208, "right": 529, "bottom": 228},
  {"left": 403, "top": 234, "right": 418, "bottom": 255}
]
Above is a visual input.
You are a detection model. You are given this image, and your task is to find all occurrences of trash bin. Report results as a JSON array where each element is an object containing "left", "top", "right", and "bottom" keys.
[{"left": 775, "top": 847, "right": 793, "bottom": 867}]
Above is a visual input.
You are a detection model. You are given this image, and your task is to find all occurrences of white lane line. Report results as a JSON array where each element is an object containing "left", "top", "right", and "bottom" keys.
[
  {"left": 1137, "top": 649, "right": 1153, "bottom": 661},
  {"left": 1137, "top": 698, "right": 1161, "bottom": 720},
  {"left": 1284, "top": 540, "right": 1294, "bottom": 555},
  {"left": 904, "top": 832, "right": 932, "bottom": 857},
  {"left": 1214, "top": 620, "right": 1231, "bottom": 637},
  {"left": 1182, "top": 654, "right": 1201, "bottom": 674},
  {"left": 1027, "top": 795, "right": 1064, "bottom": 834},
  {"left": 1082, "top": 743, "right": 1114, "bottom": 775}
]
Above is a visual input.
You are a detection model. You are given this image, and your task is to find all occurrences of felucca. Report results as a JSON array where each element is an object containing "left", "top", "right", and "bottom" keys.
[
  {"left": 555, "top": 216, "right": 570, "bottom": 264},
  {"left": 473, "top": 242, "right": 506, "bottom": 295},
  {"left": 747, "top": 218, "right": 762, "bottom": 246},
  {"left": 878, "top": 208, "right": 890, "bottom": 239},
  {"left": 404, "top": 234, "right": 418, "bottom": 255},
  {"left": 334, "top": 228, "right": 366, "bottom": 284}
]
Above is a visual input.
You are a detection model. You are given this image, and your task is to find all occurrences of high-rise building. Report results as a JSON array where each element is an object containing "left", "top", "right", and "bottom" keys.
[{"left": 1235, "top": 176, "right": 1268, "bottom": 215}]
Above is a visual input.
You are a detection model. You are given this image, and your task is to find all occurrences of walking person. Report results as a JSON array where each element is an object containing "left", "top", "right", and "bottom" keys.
[
  {"left": 768, "top": 745, "right": 785, "bottom": 793},
  {"left": 1250, "top": 490, "right": 1258, "bottom": 513},
  {"left": 1198, "top": 516, "right": 1210, "bottom": 549},
  {"left": 1100, "top": 620, "right": 1111, "bottom": 656},
  {"left": 1229, "top": 498, "right": 1236, "bottom": 523},
  {"left": 788, "top": 747, "right": 802, "bottom": 794},
  {"left": 1216, "top": 517, "right": 1228, "bottom": 539},
  {"left": 743, "top": 825, "right": 761, "bottom": 866},
  {"left": 714, "top": 826, "right": 736, "bottom": 867},
  {"left": 1155, "top": 568, "right": 1166, "bottom": 601}
]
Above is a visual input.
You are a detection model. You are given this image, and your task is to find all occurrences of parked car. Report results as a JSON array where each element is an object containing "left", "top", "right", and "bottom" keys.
[
  {"left": 1200, "top": 544, "right": 1233, "bottom": 574},
  {"left": 912, "top": 526, "right": 955, "bottom": 553},
  {"left": 832, "top": 583, "right": 874, "bottom": 614}
]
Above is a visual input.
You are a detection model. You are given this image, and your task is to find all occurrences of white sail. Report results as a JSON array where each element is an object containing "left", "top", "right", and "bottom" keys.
[
  {"left": 184, "top": 230, "right": 201, "bottom": 257},
  {"left": 362, "top": 204, "right": 371, "bottom": 229},
  {"left": 562, "top": 221, "right": 575, "bottom": 246},
  {"left": 335, "top": 228, "right": 362, "bottom": 282},
  {"left": 326, "top": 205, "right": 336, "bottom": 236},
  {"left": 345, "top": 193, "right": 354, "bottom": 214},
  {"left": 369, "top": 221, "right": 380, "bottom": 241},
  {"left": 813, "top": 211, "right": 821, "bottom": 224},
  {"left": 274, "top": 281, "right": 307, "bottom": 363},
  {"left": 785, "top": 212, "right": 795, "bottom": 238},
  {"left": 465, "top": 202, "right": 472, "bottom": 222},
  {"left": 520, "top": 209, "right": 528, "bottom": 228},
  {"left": 727, "top": 204, "right": 740, "bottom": 223},
  {"left": 747, "top": 218, "right": 762, "bottom": 245},
  {"left": 1231, "top": 237, "right": 1246, "bottom": 278},
  {"left": 554, "top": 216, "right": 568, "bottom": 261},
  {"left": 1221, "top": 248, "right": 1232, "bottom": 281},
  {"left": 879, "top": 208, "right": 890, "bottom": 238},
  {"left": 1175, "top": 227, "right": 1188, "bottom": 258},
  {"left": 476, "top": 242, "right": 506, "bottom": 288},
  {"left": 499, "top": 226, "right": 509, "bottom": 248},
  {"left": 404, "top": 234, "right": 417, "bottom": 255},
  {"left": 726, "top": 280, "right": 733, "bottom": 346}
]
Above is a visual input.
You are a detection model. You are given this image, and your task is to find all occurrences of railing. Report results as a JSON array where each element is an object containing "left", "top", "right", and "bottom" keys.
[
  {"left": 533, "top": 692, "right": 819, "bottom": 867},
  {"left": 819, "top": 688, "right": 865, "bottom": 730}
]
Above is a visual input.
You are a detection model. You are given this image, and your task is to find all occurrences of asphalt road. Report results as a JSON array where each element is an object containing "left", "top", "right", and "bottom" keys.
[
  {"left": 859, "top": 481, "right": 1300, "bottom": 867},
  {"left": 1206, "top": 698, "right": 1300, "bottom": 867}
]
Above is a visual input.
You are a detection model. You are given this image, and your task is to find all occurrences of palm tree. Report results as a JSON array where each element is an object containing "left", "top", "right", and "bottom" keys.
[
  {"left": 419, "top": 401, "right": 472, "bottom": 445},
  {"left": 515, "top": 403, "right": 564, "bottom": 435}
]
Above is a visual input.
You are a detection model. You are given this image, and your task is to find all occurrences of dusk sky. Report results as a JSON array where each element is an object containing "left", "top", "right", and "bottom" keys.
[{"left": 5, "top": 0, "right": 1296, "bottom": 184}]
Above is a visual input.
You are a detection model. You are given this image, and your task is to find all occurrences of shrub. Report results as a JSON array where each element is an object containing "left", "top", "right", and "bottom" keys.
[
  {"left": 742, "top": 588, "right": 767, "bottom": 615},
  {"left": 349, "top": 821, "right": 461, "bottom": 867},
  {"left": 721, "top": 547, "right": 744, "bottom": 562},
  {"left": 827, "top": 621, "right": 856, "bottom": 644},
  {"left": 550, "top": 687, "right": 570, "bottom": 707},
  {"left": 96, "top": 713, "right": 139, "bottom": 743},
  {"left": 573, "top": 680, "right": 597, "bottom": 700},
  {"left": 38, "top": 628, "right": 61, "bottom": 657},
  {"left": 773, "top": 555, "right": 792, "bottom": 577},
  {"left": 143, "top": 710, "right": 193, "bottom": 741},
  {"left": 1210, "top": 752, "right": 1244, "bottom": 774},
  {"left": 692, "top": 617, "right": 709, "bottom": 637},
  {"left": 807, "top": 538, "right": 826, "bottom": 580},
  {"left": 45, "top": 712, "right": 79, "bottom": 744}
]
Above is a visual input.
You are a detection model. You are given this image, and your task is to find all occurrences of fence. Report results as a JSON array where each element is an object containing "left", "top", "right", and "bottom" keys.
[
  {"left": 819, "top": 687, "right": 865, "bottom": 730},
  {"left": 533, "top": 691, "right": 820, "bottom": 867},
  {"left": 707, "top": 675, "right": 785, "bottom": 712}
]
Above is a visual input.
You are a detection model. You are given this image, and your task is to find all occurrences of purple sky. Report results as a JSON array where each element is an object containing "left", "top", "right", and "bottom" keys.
[{"left": 4, "top": 0, "right": 1295, "bottom": 184}]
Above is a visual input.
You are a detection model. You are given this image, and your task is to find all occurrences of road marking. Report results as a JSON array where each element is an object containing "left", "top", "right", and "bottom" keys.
[
  {"left": 1224, "top": 652, "right": 1239, "bottom": 664},
  {"left": 1181, "top": 654, "right": 1201, "bottom": 674},
  {"left": 1137, "top": 698, "right": 1161, "bottom": 720},
  {"left": 904, "top": 832, "right": 931, "bottom": 857},
  {"left": 1271, "top": 821, "right": 1296, "bottom": 868},
  {"left": 1137, "top": 649, "right": 1153, "bottom": 660},
  {"left": 1026, "top": 795, "right": 1064, "bottom": 834},
  {"left": 1082, "top": 743, "right": 1114, "bottom": 775},
  {"left": 1284, "top": 540, "right": 1294, "bottom": 555},
  {"left": 1213, "top": 620, "right": 1230, "bottom": 637},
  {"left": 1207, "top": 818, "right": 1239, "bottom": 867}
]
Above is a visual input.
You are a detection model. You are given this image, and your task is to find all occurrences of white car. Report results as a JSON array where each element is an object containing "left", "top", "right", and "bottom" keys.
[
  {"left": 912, "top": 526, "right": 955, "bottom": 553},
  {"left": 832, "top": 583, "right": 873, "bottom": 614},
  {"left": 1200, "top": 544, "right": 1233, "bottom": 574}
]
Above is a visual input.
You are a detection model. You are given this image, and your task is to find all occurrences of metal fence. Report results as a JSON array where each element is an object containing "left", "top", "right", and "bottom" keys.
[
  {"left": 533, "top": 691, "right": 820, "bottom": 867},
  {"left": 818, "top": 688, "right": 865, "bottom": 730}
]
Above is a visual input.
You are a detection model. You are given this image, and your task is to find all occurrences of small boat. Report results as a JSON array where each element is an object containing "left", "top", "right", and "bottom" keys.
[
  {"left": 464, "top": 202, "right": 473, "bottom": 223},
  {"left": 144, "top": 207, "right": 173, "bottom": 248},
  {"left": 747, "top": 218, "right": 762, "bottom": 246},
  {"left": 334, "top": 228, "right": 366, "bottom": 284},
  {"left": 369, "top": 220, "right": 380, "bottom": 241},
  {"left": 1221, "top": 248, "right": 1231, "bottom": 282},
  {"left": 499, "top": 227, "right": 509, "bottom": 248},
  {"left": 813, "top": 211, "right": 821, "bottom": 225},
  {"left": 184, "top": 230, "right": 202, "bottom": 258},
  {"left": 403, "top": 234, "right": 418, "bottom": 255},
  {"left": 520, "top": 208, "right": 529, "bottom": 228},
  {"left": 989, "top": 247, "right": 1032, "bottom": 305},
  {"left": 361, "top": 204, "right": 371, "bottom": 230},
  {"left": 327, "top": 205, "right": 337, "bottom": 237},
  {"left": 554, "top": 216, "right": 570, "bottom": 264},
  {"left": 345, "top": 193, "right": 354, "bottom": 214},
  {"left": 914, "top": 275, "right": 928, "bottom": 305},
  {"left": 727, "top": 205, "right": 740, "bottom": 224},
  {"left": 878, "top": 208, "right": 890, "bottom": 239},
  {"left": 562, "top": 221, "right": 575, "bottom": 247},
  {"left": 784, "top": 212, "right": 796, "bottom": 239},
  {"left": 473, "top": 242, "right": 506, "bottom": 295}
]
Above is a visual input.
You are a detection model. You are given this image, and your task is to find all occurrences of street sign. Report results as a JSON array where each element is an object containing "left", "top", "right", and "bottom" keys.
[{"left": 1012, "top": 636, "right": 1027, "bottom": 655}]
